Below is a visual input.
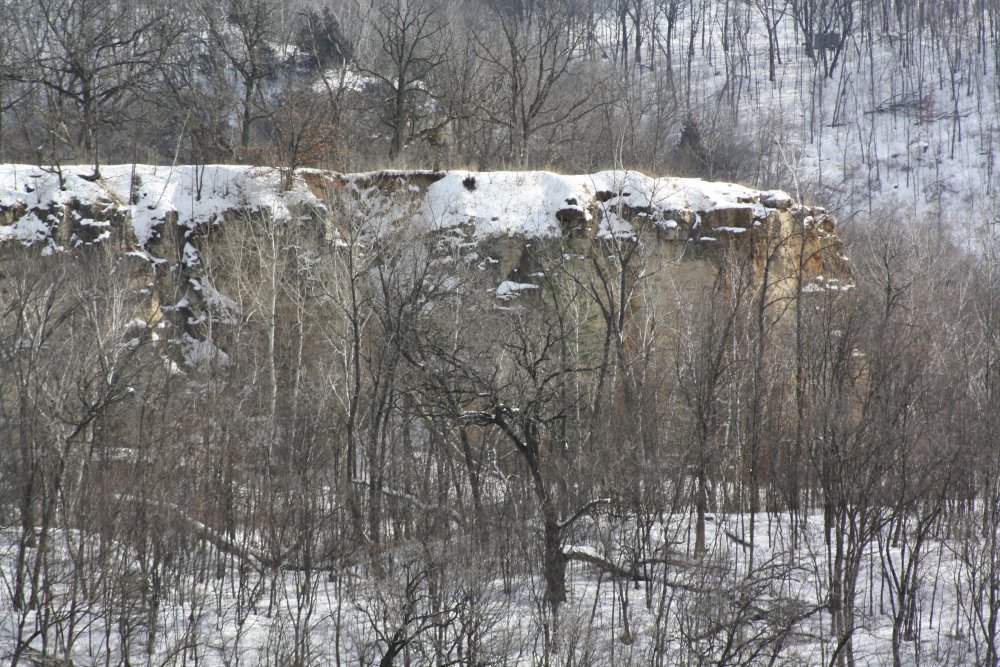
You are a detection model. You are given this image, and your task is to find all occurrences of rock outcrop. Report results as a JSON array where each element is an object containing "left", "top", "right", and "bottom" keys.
[{"left": 0, "top": 164, "right": 851, "bottom": 362}]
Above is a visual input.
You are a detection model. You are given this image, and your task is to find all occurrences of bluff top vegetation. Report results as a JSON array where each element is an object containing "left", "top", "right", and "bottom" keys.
[
  {"left": 5, "top": 0, "right": 1000, "bottom": 666},
  {"left": 3, "top": 0, "right": 1000, "bottom": 221}
]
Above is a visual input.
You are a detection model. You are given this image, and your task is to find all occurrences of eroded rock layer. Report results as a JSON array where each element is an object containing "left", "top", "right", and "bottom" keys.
[{"left": 0, "top": 165, "right": 851, "bottom": 363}]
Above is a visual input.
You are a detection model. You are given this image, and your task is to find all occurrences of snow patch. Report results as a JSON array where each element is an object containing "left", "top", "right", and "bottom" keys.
[{"left": 496, "top": 281, "right": 539, "bottom": 299}]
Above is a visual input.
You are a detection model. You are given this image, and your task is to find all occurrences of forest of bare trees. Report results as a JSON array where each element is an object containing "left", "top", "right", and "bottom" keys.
[
  {"left": 0, "top": 175, "right": 999, "bottom": 664},
  {"left": 5, "top": 0, "right": 1000, "bottom": 665},
  {"left": 3, "top": 0, "right": 1000, "bottom": 194}
]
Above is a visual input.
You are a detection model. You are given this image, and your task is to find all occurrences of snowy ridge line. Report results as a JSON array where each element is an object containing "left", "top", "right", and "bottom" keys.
[
  {"left": 0, "top": 164, "right": 803, "bottom": 252},
  {"left": 0, "top": 164, "right": 318, "bottom": 250}
]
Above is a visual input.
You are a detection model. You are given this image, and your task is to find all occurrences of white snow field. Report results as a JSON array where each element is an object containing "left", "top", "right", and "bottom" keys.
[{"left": 0, "top": 507, "right": 992, "bottom": 666}]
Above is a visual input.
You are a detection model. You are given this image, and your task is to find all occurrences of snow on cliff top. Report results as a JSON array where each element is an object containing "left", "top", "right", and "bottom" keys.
[
  {"left": 0, "top": 164, "right": 319, "bottom": 246},
  {"left": 415, "top": 170, "right": 770, "bottom": 237},
  {"left": 0, "top": 164, "right": 790, "bottom": 248}
]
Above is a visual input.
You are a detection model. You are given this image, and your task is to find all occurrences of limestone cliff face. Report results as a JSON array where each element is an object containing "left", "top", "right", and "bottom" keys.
[
  {"left": 305, "top": 168, "right": 850, "bottom": 319},
  {"left": 0, "top": 165, "right": 850, "bottom": 360}
]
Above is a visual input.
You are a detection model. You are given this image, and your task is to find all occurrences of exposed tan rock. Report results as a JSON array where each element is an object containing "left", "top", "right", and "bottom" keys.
[{"left": 0, "top": 165, "right": 851, "bottom": 362}]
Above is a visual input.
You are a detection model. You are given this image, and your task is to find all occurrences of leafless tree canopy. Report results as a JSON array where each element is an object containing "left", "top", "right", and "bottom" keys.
[{"left": 6, "top": 0, "right": 1000, "bottom": 664}]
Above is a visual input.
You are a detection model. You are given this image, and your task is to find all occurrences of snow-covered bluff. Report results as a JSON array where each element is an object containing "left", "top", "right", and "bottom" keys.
[{"left": 0, "top": 164, "right": 850, "bottom": 356}]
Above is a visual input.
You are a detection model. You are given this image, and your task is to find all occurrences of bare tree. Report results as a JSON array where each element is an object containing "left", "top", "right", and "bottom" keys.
[
  {"left": 790, "top": 0, "right": 853, "bottom": 77},
  {"left": 194, "top": 0, "right": 283, "bottom": 155},
  {"left": 747, "top": 0, "right": 789, "bottom": 83},
  {"left": 0, "top": 248, "right": 154, "bottom": 663},
  {"left": 473, "top": 0, "right": 600, "bottom": 167},
  {"left": 356, "top": 0, "right": 449, "bottom": 159},
  {"left": 8, "top": 0, "right": 180, "bottom": 176}
]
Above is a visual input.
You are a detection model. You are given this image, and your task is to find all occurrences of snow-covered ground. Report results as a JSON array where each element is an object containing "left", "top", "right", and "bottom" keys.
[
  {"left": 590, "top": 3, "right": 1000, "bottom": 237},
  {"left": 0, "top": 508, "right": 989, "bottom": 666}
]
